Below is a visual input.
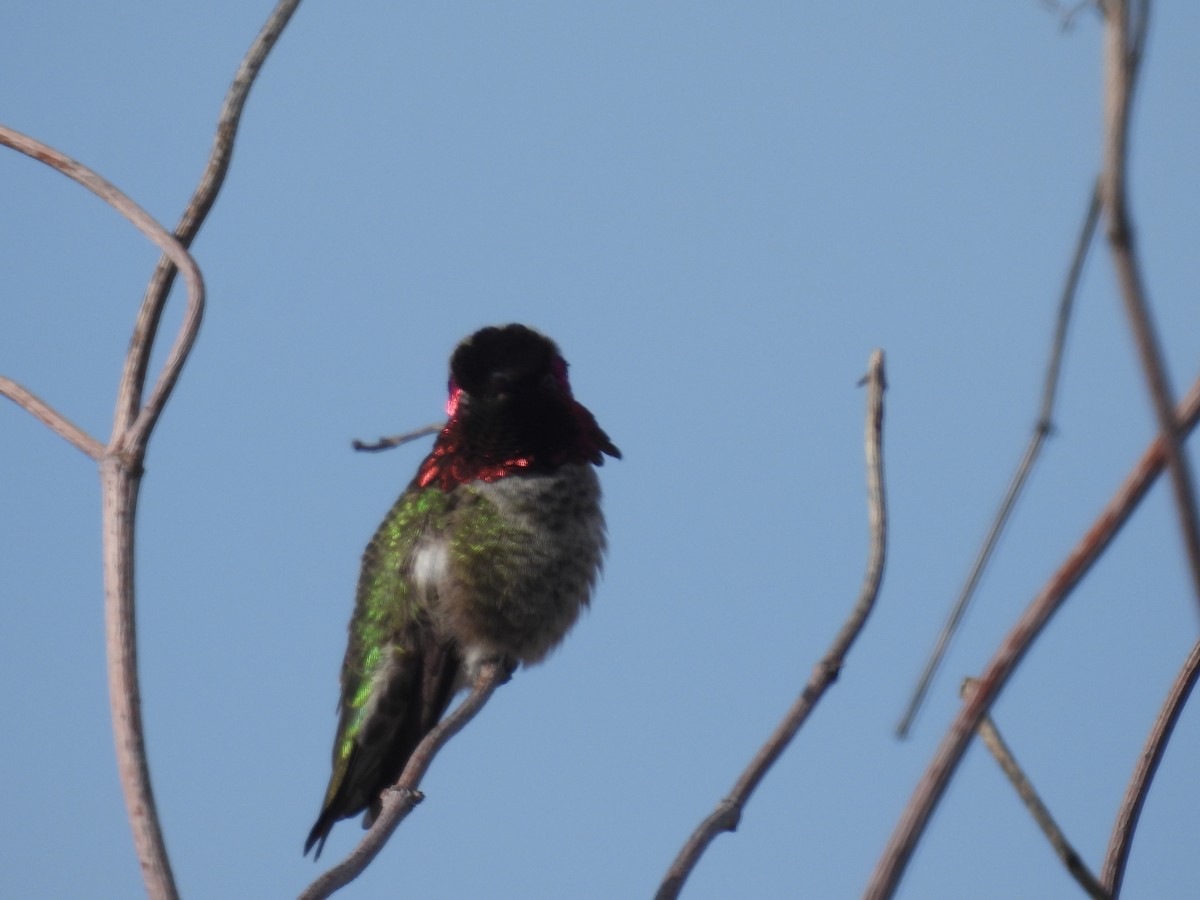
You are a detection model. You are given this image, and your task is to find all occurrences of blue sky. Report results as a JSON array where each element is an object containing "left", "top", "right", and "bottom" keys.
[{"left": 3, "top": 3, "right": 1199, "bottom": 898}]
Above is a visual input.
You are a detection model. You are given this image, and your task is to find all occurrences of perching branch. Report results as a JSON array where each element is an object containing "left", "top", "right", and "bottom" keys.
[
  {"left": 1101, "top": 637, "right": 1200, "bottom": 897},
  {"left": 352, "top": 422, "right": 443, "bottom": 453},
  {"left": 961, "top": 679, "right": 1110, "bottom": 900},
  {"left": 654, "top": 349, "right": 888, "bottom": 900},
  {"left": 1100, "top": 0, "right": 1200, "bottom": 607},
  {"left": 298, "top": 661, "right": 509, "bottom": 900},
  {"left": 864, "top": 372, "right": 1200, "bottom": 900},
  {"left": 897, "top": 181, "right": 1102, "bottom": 738}
]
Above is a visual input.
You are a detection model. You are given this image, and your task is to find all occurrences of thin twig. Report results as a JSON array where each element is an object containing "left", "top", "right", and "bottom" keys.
[
  {"left": 1101, "top": 0, "right": 1200, "bottom": 606},
  {"left": 0, "top": 376, "right": 104, "bottom": 459},
  {"left": 1039, "top": 0, "right": 1100, "bottom": 31},
  {"left": 298, "top": 661, "right": 509, "bottom": 900},
  {"left": 897, "top": 181, "right": 1102, "bottom": 738},
  {"left": 961, "top": 679, "right": 1110, "bottom": 900},
  {"left": 655, "top": 349, "right": 888, "bottom": 900},
  {"left": 1101, "top": 637, "right": 1200, "bottom": 896},
  {"left": 864, "top": 373, "right": 1200, "bottom": 900},
  {"left": 114, "top": 0, "right": 304, "bottom": 442},
  {"left": 352, "top": 422, "right": 443, "bottom": 453}
]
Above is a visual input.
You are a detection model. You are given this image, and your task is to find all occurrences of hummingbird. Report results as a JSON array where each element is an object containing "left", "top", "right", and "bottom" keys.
[{"left": 305, "top": 323, "right": 620, "bottom": 858}]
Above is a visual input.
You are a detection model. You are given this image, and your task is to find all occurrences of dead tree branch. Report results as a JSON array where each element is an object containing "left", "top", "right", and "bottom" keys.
[
  {"left": 961, "top": 679, "right": 1110, "bottom": 899},
  {"left": 352, "top": 422, "right": 443, "bottom": 453},
  {"left": 298, "top": 661, "right": 509, "bottom": 900},
  {"left": 864, "top": 373, "right": 1200, "bottom": 899},
  {"left": 1, "top": 4, "right": 300, "bottom": 896},
  {"left": 0, "top": 375, "right": 104, "bottom": 459},
  {"left": 897, "top": 181, "right": 1102, "bottom": 738},
  {"left": 1101, "top": 637, "right": 1200, "bottom": 896},
  {"left": 655, "top": 349, "right": 888, "bottom": 900},
  {"left": 0, "top": 124, "right": 206, "bottom": 900},
  {"left": 1100, "top": 0, "right": 1200, "bottom": 606}
]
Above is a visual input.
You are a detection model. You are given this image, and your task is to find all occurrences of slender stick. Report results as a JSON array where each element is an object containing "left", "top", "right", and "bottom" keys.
[
  {"left": 961, "top": 679, "right": 1110, "bottom": 900},
  {"left": 897, "top": 181, "right": 1102, "bottom": 738},
  {"left": 864, "top": 374, "right": 1200, "bottom": 900},
  {"left": 352, "top": 422, "right": 443, "bottom": 453},
  {"left": 298, "top": 662, "right": 509, "bottom": 900},
  {"left": 114, "top": 0, "right": 305, "bottom": 440},
  {"left": 1101, "top": 637, "right": 1200, "bottom": 896},
  {"left": 1101, "top": 0, "right": 1200, "bottom": 605},
  {"left": 0, "top": 376, "right": 104, "bottom": 459},
  {"left": 654, "top": 349, "right": 888, "bottom": 900}
]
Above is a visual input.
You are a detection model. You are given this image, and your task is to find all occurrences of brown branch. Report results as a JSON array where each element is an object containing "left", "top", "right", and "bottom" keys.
[
  {"left": 1101, "top": 637, "right": 1200, "bottom": 896},
  {"left": 3, "top": 5, "right": 301, "bottom": 896},
  {"left": 1101, "top": 0, "right": 1200, "bottom": 606},
  {"left": 0, "top": 122, "right": 209, "bottom": 900},
  {"left": 961, "top": 679, "right": 1110, "bottom": 900},
  {"left": 298, "top": 661, "right": 509, "bottom": 900},
  {"left": 352, "top": 422, "right": 443, "bottom": 453},
  {"left": 897, "top": 180, "right": 1102, "bottom": 738},
  {"left": 655, "top": 349, "right": 888, "bottom": 900},
  {"left": 0, "top": 125, "right": 206, "bottom": 461},
  {"left": 864, "top": 373, "right": 1200, "bottom": 900},
  {"left": 0, "top": 376, "right": 104, "bottom": 460},
  {"left": 114, "top": 0, "right": 304, "bottom": 442}
]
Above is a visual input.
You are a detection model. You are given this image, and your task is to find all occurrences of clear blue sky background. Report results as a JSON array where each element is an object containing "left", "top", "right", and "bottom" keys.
[{"left": 3, "top": 3, "right": 1199, "bottom": 898}]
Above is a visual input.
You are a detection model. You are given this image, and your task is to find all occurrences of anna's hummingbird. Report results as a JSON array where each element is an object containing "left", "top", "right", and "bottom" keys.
[{"left": 305, "top": 323, "right": 620, "bottom": 858}]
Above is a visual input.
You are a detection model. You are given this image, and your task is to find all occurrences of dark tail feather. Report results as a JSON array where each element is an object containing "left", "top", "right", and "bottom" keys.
[{"left": 304, "top": 810, "right": 335, "bottom": 859}]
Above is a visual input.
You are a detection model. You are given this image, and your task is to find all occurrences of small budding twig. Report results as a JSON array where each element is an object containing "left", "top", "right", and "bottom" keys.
[
  {"left": 961, "top": 679, "right": 1110, "bottom": 900},
  {"left": 352, "top": 422, "right": 443, "bottom": 453},
  {"left": 298, "top": 661, "right": 509, "bottom": 900},
  {"left": 654, "top": 349, "right": 888, "bottom": 900}
]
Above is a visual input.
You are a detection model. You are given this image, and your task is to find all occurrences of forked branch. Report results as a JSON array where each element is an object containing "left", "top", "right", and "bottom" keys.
[{"left": 1, "top": 3, "right": 301, "bottom": 897}]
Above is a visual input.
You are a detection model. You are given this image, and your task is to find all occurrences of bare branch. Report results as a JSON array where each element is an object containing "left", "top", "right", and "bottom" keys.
[
  {"left": 897, "top": 181, "right": 1102, "bottom": 738},
  {"left": 655, "top": 349, "right": 888, "bottom": 900},
  {"left": 5, "top": 5, "right": 302, "bottom": 896},
  {"left": 1100, "top": 0, "right": 1200, "bottom": 607},
  {"left": 0, "top": 123, "right": 206, "bottom": 459},
  {"left": 352, "top": 422, "right": 443, "bottom": 453},
  {"left": 114, "top": 0, "right": 304, "bottom": 441},
  {"left": 0, "top": 122, "right": 210, "bottom": 900},
  {"left": 961, "top": 679, "right": 1110, "bottom": 900},
  {"left": 864, "top": 373, "right": 1200, "bottom": 900},
  {"left": 298, "top": 661, "right": 509, "bottom": 900},
  {"left": 0, "top": 376, "right": 104, "bottom": 459},
  {"left": 1101, "top": 637, "right": 1200, "bottom": 896}
]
